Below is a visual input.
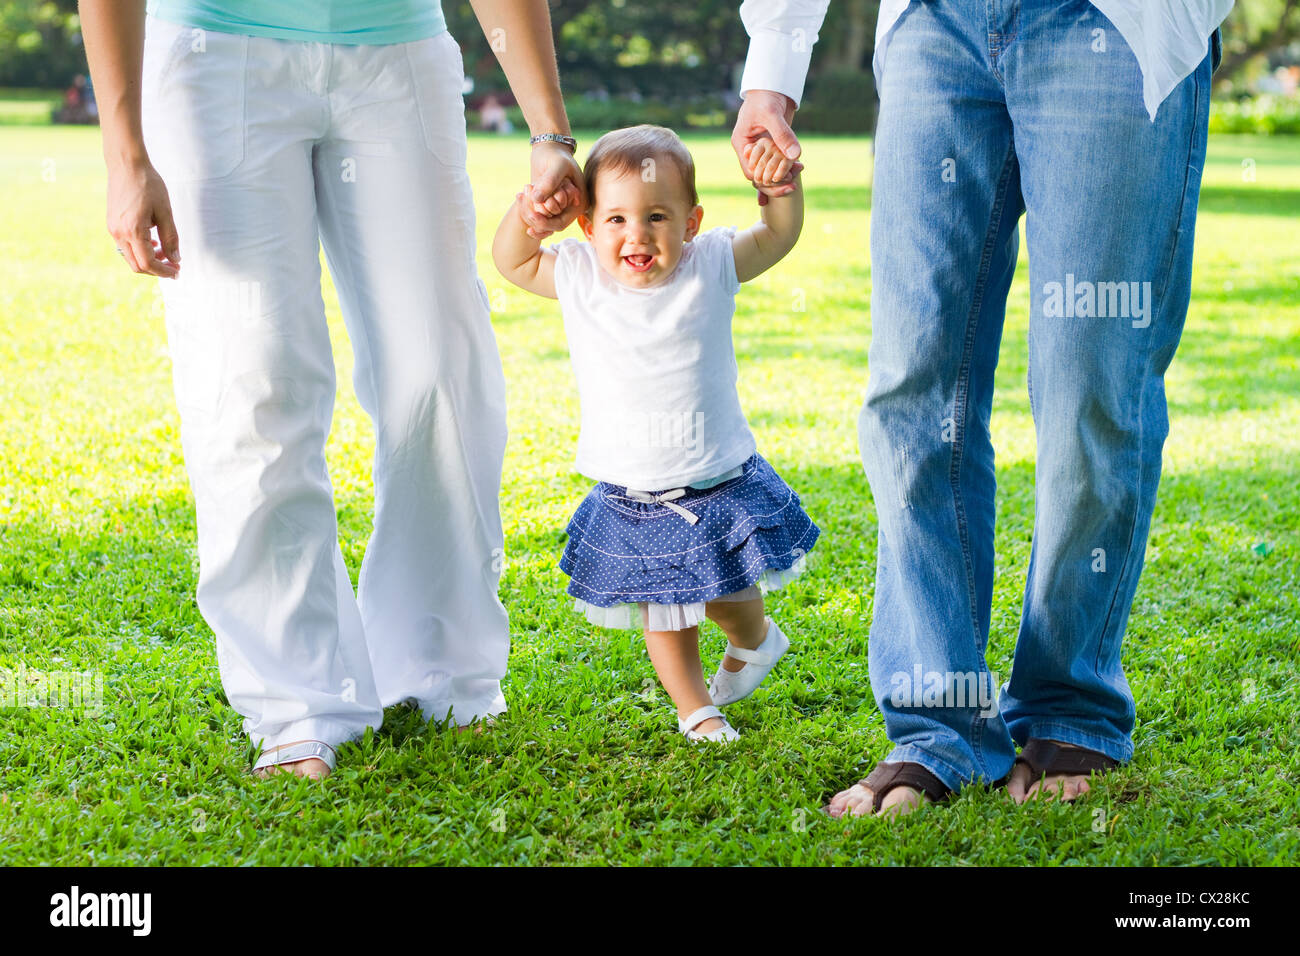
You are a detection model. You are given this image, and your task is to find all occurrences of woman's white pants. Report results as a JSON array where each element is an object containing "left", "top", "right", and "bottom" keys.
[{"left": 141, "top": 17, "right": 510, "bottom": 753}]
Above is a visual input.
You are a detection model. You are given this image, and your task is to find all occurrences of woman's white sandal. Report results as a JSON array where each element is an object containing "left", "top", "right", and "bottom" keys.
[
  {"left": 678, "top": 705, "right": 741, "bottom": 743},
  {"left": 708, "top": 617, "right": 790, "bottom": 707},
  {"left": 251, "top": 740, "right": 336, "bottom": 777}
]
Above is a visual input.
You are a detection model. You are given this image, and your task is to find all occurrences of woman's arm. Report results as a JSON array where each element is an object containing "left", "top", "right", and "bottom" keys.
[
  {"left": 469, "top": 0, "right": 584, "bottom": 238},
  {"left": 492, "top": 192, "right": 558, "bottom": 299},
  {"left": 732, "top": 142, "right": 804, "bottom": 283},
  {"left": 79, "top": 0, "right": 181, "bottom": 277}
]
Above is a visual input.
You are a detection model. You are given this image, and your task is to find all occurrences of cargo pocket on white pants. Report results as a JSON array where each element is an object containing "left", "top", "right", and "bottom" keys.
[
  {"left": 141, "top": 18, "right": 249, "bottom": 183},
  {"left": 404, "top": 30, "right": 470, "bottom": 168}
]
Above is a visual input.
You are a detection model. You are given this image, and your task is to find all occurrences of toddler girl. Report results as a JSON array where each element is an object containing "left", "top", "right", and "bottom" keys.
[{"left": 492, "top": 124, "right": 817, "bottom": 743}]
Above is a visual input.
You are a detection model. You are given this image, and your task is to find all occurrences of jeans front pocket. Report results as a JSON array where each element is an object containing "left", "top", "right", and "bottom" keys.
[
  {"left": 142, "top": 20, "right": 248, "bottom": 183},
  {"left": 405, "top": 31, "right": 469, "bottom": 168}
]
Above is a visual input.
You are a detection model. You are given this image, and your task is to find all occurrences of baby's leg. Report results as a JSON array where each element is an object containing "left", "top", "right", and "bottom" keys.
[
  {"left": 643, "top": 622, "right": 725, "bottom": 734},
  {"left": 705, "top": 592, "right": 768, "bottom": 673}
]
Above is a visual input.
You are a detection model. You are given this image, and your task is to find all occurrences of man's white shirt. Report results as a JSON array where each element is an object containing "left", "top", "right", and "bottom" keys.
[{"left": 739, "top": 0, "right": 1235, "bottom": 120}]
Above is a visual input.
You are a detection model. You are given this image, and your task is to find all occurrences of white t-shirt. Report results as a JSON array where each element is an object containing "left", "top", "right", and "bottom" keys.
[{"left": 550, "top": 225, "right": 758, "bottom": 490}]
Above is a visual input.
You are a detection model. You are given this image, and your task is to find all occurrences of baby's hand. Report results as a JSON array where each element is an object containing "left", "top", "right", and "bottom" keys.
[
  {"left": 744, "top": 140, "right": 802, "bottom": 202},
  {"left": 745, "top": 139, "right": 796, "bottom": 187},
  {"left": 519, "top": 181, "right": 582, "bottom": 239}
]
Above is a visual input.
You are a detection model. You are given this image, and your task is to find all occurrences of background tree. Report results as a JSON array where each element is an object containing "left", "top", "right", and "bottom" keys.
[
  {"left": 4, "top": 1, "right": 1296, "bottom": 117},
  {"left": 0, "top": 0, "right": 82, "bottom": 87},
  {"left": 1216, "top": 0, "right": 1300, "bottom": 91}
]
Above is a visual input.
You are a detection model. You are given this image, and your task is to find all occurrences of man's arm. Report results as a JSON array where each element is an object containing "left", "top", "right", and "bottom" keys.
[
  {"left": 738, "top": 0, "right": 832, "bottom": 109},
  {"left": 79, "top": 0, "right": 180, "bottom": 277},
  {"left": 469, "top": 0, "right": 584, "bottom": 238},
  {"left": 492, "top": 192, "right": 558, "bottom": 299},
  {"left": 732, "top": 144, "right": 804, "bottom": 283},
  {"left": 732, "top": 0, "right": 831, "bottom": 192}
]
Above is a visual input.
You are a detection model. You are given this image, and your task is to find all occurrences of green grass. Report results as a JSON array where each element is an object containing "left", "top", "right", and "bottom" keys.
[
  {"left": 0, "top": 127, "right": 1297, "bottom": 865},
  {"left": 0, "top": 88, "right": 63, "bottom": 126}
]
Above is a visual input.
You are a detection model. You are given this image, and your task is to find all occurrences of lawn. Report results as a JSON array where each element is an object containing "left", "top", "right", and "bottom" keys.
[
  {"left": 0, "top": 123, "right": 1296, "bottom": 865},
  {"left": 0, "top": 88, "right": 63, "bottom": 125}
]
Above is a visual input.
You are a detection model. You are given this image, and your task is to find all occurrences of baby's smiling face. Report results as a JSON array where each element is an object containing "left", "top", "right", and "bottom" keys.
[{"left": 578, "top": 161, "right": 704, "bottom": 289}]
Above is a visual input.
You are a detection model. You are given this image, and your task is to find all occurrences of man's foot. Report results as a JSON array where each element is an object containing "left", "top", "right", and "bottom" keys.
[
  {"left": 827, "top": 781, "right": 927, "bottom": 818},
  {"left": 1007, "top": 739, "right": 1113, "bottom": 804},
  {"left": 826, "top": 761, "right": 950, "bottom": 818}
]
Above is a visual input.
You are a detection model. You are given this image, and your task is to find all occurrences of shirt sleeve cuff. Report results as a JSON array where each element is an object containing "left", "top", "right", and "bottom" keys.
[{"left": 738, "top": 31, "right": 812, "bottom": 108}]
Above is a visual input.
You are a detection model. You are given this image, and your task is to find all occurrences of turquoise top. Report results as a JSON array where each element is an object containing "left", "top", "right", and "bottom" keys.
[{"left": 146, "top": 1, "right": 446, "bottom": 45}]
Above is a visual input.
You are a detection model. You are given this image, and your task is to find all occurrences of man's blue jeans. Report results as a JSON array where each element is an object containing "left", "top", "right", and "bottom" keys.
[{"left": 861, "top": 0, "right": 1214, "bottom": 791}]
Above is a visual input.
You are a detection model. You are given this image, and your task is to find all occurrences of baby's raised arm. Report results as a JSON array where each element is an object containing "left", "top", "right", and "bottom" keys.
[
  {"left": 732, "top": 140, "right": 804, "bottom": 283},
  {"left": 492, "top": 190, "right": 559, "bottom": 299}
]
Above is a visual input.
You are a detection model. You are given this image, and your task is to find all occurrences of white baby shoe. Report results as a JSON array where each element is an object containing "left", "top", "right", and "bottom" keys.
[
  {"left": 708, "top": 617, "right": 790, "bottom": 707},
  {"left": 678, "top": 705, "right": 741, "bottom": 744}
]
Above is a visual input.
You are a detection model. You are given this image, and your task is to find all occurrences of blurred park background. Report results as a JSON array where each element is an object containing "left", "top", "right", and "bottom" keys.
[{"left": 5, "top": 0, "right": 1300, "bottom": 133}]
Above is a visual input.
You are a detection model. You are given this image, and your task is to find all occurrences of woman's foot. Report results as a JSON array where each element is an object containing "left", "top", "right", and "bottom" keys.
[
  {"left": 252, "top": 740, "right": 334, "bottom": 781},
  {"left": 396, "top": 698, "right": 498, "bottom": 735},
  {"left": 454, "top": 716, "right": 497, "bottom": 735},
  {"left": 253, "top": 758, "right": 330, "bottom": 780}
]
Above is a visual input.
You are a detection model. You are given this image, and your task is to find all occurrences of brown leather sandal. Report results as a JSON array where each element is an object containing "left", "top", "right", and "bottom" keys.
[
  {"left": 1014, "top": 738, "right": 1118, "bottom": 793},
  {"left": 857, "top": 761, "right": 953, "bottom": 813}
]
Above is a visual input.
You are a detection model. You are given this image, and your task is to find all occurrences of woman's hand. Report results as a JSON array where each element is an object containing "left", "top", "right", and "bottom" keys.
[
  {"left": 106, "top": 157, "right": 181, "bottom": 278},
  {"left": 520, "top": 141, "right": 585, "bottom": 239},
  {"left": 467, "top": 0, "right": 581, "bottom": 236},
  {"left": 79, "top": 1, "right": 179, "bottom": 276}
]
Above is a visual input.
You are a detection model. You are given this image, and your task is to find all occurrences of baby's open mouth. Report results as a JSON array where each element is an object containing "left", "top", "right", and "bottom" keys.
[{"left": 623, "top": 254, "right": 654, "bottom": 272}]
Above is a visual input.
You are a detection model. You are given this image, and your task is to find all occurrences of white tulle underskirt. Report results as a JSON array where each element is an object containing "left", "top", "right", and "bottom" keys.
[{"left": 571, "top": 555, "right": 809, "bottom": 631}]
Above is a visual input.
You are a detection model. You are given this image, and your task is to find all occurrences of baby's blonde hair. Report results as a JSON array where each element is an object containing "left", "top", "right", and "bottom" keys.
[{"left": 582, "top": 125, "right": 698, "bottom": 212}]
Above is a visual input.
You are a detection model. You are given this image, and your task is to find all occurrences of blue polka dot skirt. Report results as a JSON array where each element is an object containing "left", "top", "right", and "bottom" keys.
[{"left": 559, "top": 453, "right": 819, "bottom": 619}]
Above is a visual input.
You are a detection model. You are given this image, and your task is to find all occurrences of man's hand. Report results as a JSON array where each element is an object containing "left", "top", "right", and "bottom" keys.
[
  {"left": 732, "top": 89, "right": 801, "bottom": 203},
  {"left": 521, "top": 141, "right": 585, "bottom": 239},
  {"left": 106, "top": 158, "right": 180, "bottom": 278}
]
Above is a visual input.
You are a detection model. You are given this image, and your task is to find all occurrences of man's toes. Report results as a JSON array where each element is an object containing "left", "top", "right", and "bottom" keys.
[
  {"left": 1021, "top": 773, "right": 1092, "bottom": 803},
  {"left": 827, "top": 783, "right": 872, "bottom": 818},
  {"left": 825, "top": 785, "right": 856, "bottom": 817},
  {"left": 1007, "top": 765, "right": 1033, "bottom": 804},
  {"left": 844, "top": 784, "right": 879, "bottom": 817},
  {"left": 877, "top": 786, "right": 925, "bottom": 818},
  {"left": 830, "top": 782, "right": 930, "bottom": 818},
  {"left": 1060, "top": 775, "right": 1091, "bottom": 802},
  {"left": 1016, "top": 771, "right": 1055, "bottom": 804}
]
